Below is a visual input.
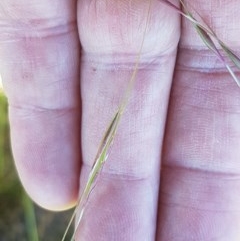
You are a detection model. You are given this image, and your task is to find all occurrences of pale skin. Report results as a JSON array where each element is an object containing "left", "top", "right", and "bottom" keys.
[{"left": 1, "top": 0, "right": 240, "bottom": 240}]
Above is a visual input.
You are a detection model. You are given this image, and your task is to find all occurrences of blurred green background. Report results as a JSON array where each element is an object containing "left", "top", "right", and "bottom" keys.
[{"left": 0, "top": 86, "right": 73, "bottom": 241}]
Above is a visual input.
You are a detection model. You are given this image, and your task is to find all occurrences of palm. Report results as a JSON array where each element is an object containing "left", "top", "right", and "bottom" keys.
[{"left": 1, "top": 0, "right": 240, "bottom": 240}]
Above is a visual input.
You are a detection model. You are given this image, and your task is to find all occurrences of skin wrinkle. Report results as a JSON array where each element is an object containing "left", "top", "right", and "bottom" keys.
[
  {"left": 0, "top": 20, "right": 77, "bottom": 41},
  {"left": 8, "top": 104, "right": 78, "bottom": 118},
  {"left": 0, "top": 0, "right": 77, "bottom": 20},
  {"left": 81, "top": 51, "right": 176, "bottom": 72},
  {"left": 77, "top": 167, "right": 158, "bottom": 240},
  {"left": 81, "top": 163, "right": 154, "bottom": 182},
  {"left": 177, "top": 48, "right": 240, "bottom": 73},
  {"left": 159, "top": 167, "right": 240, "bottom": 240},
  {"left": 160, "top": 167, "right": 240, "bottom": 212},
  {"left": 161, "top": 202, "right": 240, "bottom": 214}
]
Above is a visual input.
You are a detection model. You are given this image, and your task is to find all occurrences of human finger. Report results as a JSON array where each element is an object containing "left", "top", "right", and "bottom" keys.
[
  {"left": 157, "top": 1, "right": 240, "bottom": 240},
  {"left": 75, "top": 0, "right": 180, "bottom": 240},
  {"left": 0, "top": 0, "right": 81, "bottom": 210}
]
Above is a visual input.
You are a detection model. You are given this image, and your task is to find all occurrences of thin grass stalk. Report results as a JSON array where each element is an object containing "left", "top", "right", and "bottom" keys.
[
  {"left": 219, "top": 42, "right": 240, "bottom": 69},
  {"left": 61, "top": 0, "right": 153, "bottom": 240},
  {"left": 22, "top": 191, "right": 39, "bottom": 241}
]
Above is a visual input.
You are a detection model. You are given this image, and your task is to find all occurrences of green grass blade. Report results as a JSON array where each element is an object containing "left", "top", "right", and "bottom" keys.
[{"left": 22, "top": 192, "right": 39, "bottom": 241}]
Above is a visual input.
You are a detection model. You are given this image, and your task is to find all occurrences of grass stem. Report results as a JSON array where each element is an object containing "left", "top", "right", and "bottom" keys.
[
  {"left": 61, "top": 0, "right": 153, "bottom": 240},
  {"left": 22, "top": 191, "right": 39, "bottom": 241}
]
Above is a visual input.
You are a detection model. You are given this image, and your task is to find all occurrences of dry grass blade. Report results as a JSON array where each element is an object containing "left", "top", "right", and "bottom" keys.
[
  {"left": 61, "top": 112, "right": 120, "bottom": 241},
  {"left": 159, "top": 0, "right": 194, "bottom": 22},
  {"left": 64, "top": 111, "right": 121, "bottom": 241},
  {"left": 61, "top": 0, "right": 153, "bottom": 240},
  {"left": 220, "top": 42, "right": 240, "bottom": 69},
  {"left": 159, "top": 0, "right": 240, "bottom": 86},
  {"left": 224, "top": 65, "right": 240, "bottom": 87},
  {"left": 159, "top": 1, "right": 214, "bottom": 35},
  {"left": 220, "top": 44, "right": 240, "bottom": 86},
  {"left": 180, "top": 1, "right": 240, "bottom": 71}
]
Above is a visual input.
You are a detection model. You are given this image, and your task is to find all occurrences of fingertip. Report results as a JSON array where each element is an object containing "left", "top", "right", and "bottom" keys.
[
  {"left": 20, "top": 171, "right": 79, "bottom": 211},
  {"left": 15, "top": 154, "right": 80, "bottom": 211},
  {"left": 10, "top": 108, "right": 81, "bottom": 211}
]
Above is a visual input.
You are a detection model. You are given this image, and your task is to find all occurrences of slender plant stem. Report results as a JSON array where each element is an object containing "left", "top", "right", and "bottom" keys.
[
  {"left": 61, "top": 0, "right": 153, "bottom": 240},
  {"left": 22, "top": 191, "right": 39, "bottom": 241}
]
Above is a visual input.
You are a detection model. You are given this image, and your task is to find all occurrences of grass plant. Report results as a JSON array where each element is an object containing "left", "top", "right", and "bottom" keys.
[
  {"left": 0, "top": 91, "right": 9, "bottom": 178},
  {"left": 22, "top": 192, "right": 39, "bottom": 241}
]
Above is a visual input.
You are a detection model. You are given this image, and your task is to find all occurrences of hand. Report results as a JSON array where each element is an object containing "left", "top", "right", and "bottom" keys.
[{"left": 1, "top": 0, "right": 240, "bottom": 240}]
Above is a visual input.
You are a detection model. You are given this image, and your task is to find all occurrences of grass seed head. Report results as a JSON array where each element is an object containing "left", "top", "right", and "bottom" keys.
[{"left": 159, "top": 0, "right": 240, "bottom": 86}]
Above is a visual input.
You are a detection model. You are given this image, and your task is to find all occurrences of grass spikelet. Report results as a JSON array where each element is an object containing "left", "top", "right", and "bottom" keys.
[
  {"left": 61, "top": 0, "right": 153, "bottom": 240},
  {"left": 159, "top": 0, "right": 240, "bottom": 86},
  {"left": 194, "top": 24, "right": 221, "bottom": 58}
]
